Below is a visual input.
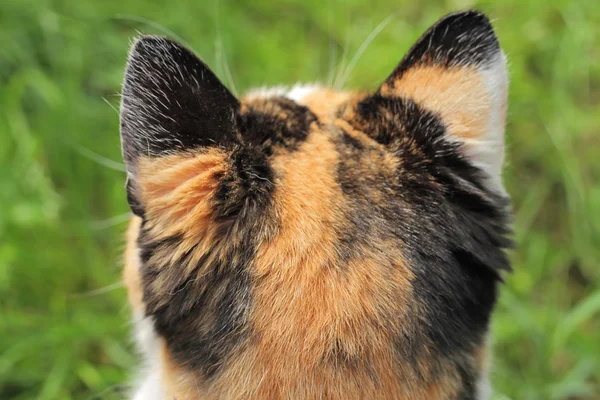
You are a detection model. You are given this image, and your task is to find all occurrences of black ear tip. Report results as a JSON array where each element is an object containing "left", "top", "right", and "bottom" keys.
[
  {"left": 130, "top": 35, "right": 163, "bottom": 52},
  {"left": 441, "top": 9, "right": 492, "bottom": 24},
  {"left": 131, "top": 35, "right": 180, "bottom": 48},
  {"left": 128, "top": 35, "right": 183, "bottom": 60},
  {"left": 435, "top": 9, "right": 495, "bottom": 35},
  {"left": 394, "top": 9, "right": 501, "bottom": 71},
  {"left": 132, "top": 34, "right": 166, "bottom": 45}
]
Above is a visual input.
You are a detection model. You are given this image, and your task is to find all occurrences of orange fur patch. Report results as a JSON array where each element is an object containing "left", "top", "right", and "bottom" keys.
[
  {"left": 301, "top": 89, "right": 355, "bottom": 121},
  {"left": 381, "top": 66, "right": 492, "bottom": 141},
  {"left": 124, "top": 215, "right": 144, "bottom": 313},
  {"left": 137, "top": 150, "right": 227, "bottom": 262},
  {"left": 134, "top": 150, "right": 231, "bottom": 309}
]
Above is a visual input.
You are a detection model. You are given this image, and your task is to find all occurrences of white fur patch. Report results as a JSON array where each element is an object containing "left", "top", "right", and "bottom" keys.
[
  {"left": 476, "top": 335, "right": 493, "bottom": 400},
  {"left": 126, "top": 244, "right": 164, "bottom": 399},
  {"left": 132, "top": 365, "right": 163, "bottom": 400},
  {"left": 130, "top": 312, "right": 164, "bottom": 400},
  {"left": 459, "top": 51, "right": 509, "bottom": 195},
  {"left": 286, "top": 83, "right": 322, "bottom": 102},
  {"left": 477, "top": 373, "right": 492, "bottom": 400},
  {"left": 245, "top": 83, "right": 321, "bottom": 104}
]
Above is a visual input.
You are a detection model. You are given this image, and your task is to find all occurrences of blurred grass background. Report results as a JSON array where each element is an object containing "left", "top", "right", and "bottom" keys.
[{"left": 1, "top": 0, "right": 599, "bottom": 399}]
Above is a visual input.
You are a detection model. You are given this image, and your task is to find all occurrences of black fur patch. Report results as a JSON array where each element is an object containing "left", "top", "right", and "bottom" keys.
[
  {"left": 337, "top": 94, "right": 511, "bottom": 374},
  {"left": 239, "top": 97, "right": 318, "bottom": 156},
  {"left": 139, "top": 228, "right": 254, "bottom": 378},
  {"left": 125, "top": 178, "right": 144, "bottom": 218},
  {"left": 215, "top": 145, "right": 275, "bottom": 219}
]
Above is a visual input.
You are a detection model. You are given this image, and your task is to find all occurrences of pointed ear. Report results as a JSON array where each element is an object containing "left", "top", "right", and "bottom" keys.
[
  {"left": 380, "top": 11, "right": 508, "bottom": 189},
  {"left": 120, "top": 36, "right": 240, "bottom": 176}
]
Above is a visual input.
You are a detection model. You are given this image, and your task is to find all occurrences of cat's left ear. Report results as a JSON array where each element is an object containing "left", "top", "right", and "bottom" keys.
[
  {"left": 120, "top": 36, "right": 240, "bottom": 176},
  {"left": 380, "top": 11, "right": 508, "bottom": 189},
  {"left": 120, "top": 36, "right": 240, "bottom": 216}
]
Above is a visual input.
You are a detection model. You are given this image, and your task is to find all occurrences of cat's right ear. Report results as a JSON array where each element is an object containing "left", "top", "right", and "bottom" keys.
[
  {"left": 120, "top": 36, "right": 239, "bottom": 175},
  {"left": 120, "top": 36, "right": 239, "bottom": 216}
]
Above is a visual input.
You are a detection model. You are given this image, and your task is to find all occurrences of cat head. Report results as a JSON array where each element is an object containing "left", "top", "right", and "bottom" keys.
[{"left": 121, "top": 10, "right": 511, "bottom": 398}]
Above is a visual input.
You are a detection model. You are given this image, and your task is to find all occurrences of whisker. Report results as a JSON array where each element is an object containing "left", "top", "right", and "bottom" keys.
[
  {"left": 222, "top": 48, "right": 238, "bottom": 96},
  {"left": 333, "top": 7, "right": 350, "bottom": 87},
  {"left": 215, "top": 38, "right": 238, "bottom": 96},
  {"left": 336, "top": 15, "right": 395, "bottom": 90},
  {"left": 91, "top": 212, "right": 133, "bottom": 230},
  {"left": 74, "top": 144, "right": 127, "bottom": 172},
  {"left": 114, "top": 14, "right": 193, "bottom": 50},
  {"left": 102, "top": 96, "right": 119, "bottom": 115},
  {"left": 70, "top": 281, "right": 125, "bottom": 298},
  {"left": 326, "top": 3, "right": 338, "bottom": 87},
  {"left": 214, "top": 0, "right": 238, "bottom": 96},
  {"left": 84, "top": 383, "right": 130, "bottom": 400}
]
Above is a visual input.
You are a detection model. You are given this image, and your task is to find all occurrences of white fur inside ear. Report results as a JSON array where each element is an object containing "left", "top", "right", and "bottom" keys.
[{"left": 459, "top": 51, "right": 508, "bottom": 194}]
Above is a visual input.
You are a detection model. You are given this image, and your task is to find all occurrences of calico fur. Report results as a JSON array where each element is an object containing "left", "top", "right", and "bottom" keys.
[{"left": 120, "top": 10, "right": 511, "bottom": 400}]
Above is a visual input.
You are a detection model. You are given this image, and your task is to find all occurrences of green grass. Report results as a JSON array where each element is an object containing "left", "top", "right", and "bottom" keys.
[{"left": 1, "top": 0, "right": 599, "bottom": 398}]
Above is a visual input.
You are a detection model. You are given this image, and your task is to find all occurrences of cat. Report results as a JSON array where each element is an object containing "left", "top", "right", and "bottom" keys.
[{"left": 119, "top": 10, "right": 511, "bottom": 400}]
